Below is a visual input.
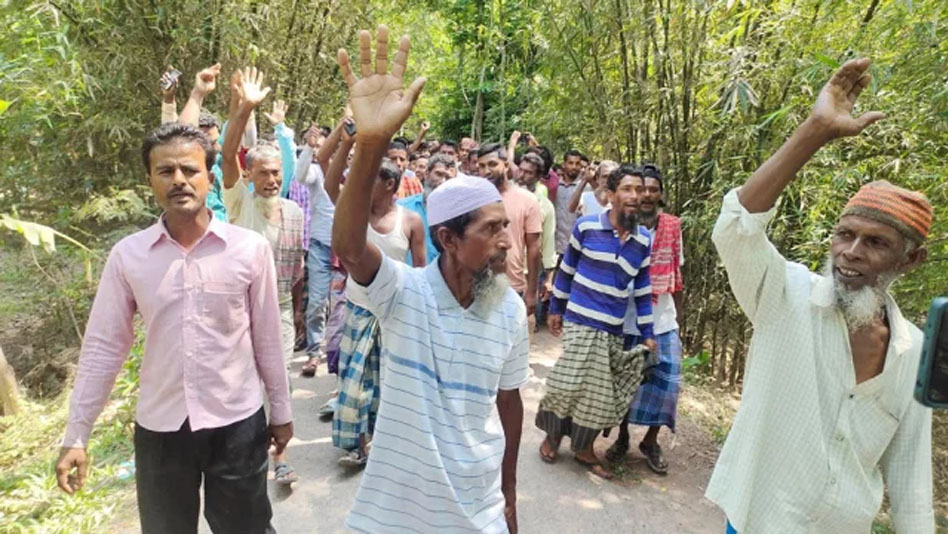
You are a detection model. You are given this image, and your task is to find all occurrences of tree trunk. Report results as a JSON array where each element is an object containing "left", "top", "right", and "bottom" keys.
[{"left": 0, "top": 345, "right": 19, "bottom": 416}]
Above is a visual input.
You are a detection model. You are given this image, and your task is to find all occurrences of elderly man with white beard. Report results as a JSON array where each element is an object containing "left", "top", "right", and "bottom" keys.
[
  {"left": 707, "top": 58, "right": 934, "bottom": 533},
  {"left": 332, "top": 27, "right": 528, "bottom": 533}
]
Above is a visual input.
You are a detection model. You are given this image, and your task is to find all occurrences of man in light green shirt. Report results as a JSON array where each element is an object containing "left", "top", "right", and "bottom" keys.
[{"left": 517, "top": 152, "right": 557, "bottom": 330}]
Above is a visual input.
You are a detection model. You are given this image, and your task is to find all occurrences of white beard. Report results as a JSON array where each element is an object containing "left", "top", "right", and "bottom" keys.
[
  {"left": 472, "top": 269, "right": 510, "bottom": 309},
  {"left": 254, "top": 194, "right": 281, "bottom": 219},
  {"left": 822, "top": 254, "right": 897, "bottom": 330}
]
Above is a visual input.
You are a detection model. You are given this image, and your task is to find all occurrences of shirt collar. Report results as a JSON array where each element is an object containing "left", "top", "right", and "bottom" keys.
[
  {"left": 147, "top": 210, "right": 228, "bottom": 249},
  {"left": 810, "top": 274, "right": 914, "bottom": 357},
  {"left": 424, "top": 258, "right": 490, "bottom": 318}
]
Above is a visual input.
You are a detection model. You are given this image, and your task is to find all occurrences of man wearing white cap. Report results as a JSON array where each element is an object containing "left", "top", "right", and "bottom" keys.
[{"left": 332, "top": 27, "right": 529, "bottom": 534}]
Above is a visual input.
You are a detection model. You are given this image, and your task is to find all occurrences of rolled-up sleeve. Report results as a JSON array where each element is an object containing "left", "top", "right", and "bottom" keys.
[
  {"left": 63, "top": 246, "right": 137, "bottom": 448},
  {"left": 248, "top": 240, "right": 292, "bottom": 425},
  {"left": 711, "top": 188, "right": 788, "bottom": 326}
]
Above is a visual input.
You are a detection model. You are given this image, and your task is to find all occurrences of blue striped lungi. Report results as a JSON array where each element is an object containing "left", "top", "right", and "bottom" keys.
[
  {"left": 626, "top": 329, "right": 682, "bottom": 432},
  {"left": 332, "top": 302, "right": 381, "bottom": 452}
]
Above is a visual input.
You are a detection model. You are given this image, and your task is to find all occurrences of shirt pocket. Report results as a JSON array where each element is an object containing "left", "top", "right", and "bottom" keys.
[
  {"left": 848, "top": 397, "right": 900, "bottom": 470},
  {"left": 202, "top": 281, "right": 246, "bottom": 335}
]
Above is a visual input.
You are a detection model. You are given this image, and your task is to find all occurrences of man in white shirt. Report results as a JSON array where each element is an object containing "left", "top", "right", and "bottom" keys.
[
  {"left": 332, "top": 27, "right": 527, "bottom": 533},
  {"left": 706, "top": 58, "right": 933, "bottom": 533}
]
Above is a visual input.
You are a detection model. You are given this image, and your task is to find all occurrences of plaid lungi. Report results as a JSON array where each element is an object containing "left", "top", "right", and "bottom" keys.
[
  {"left": 627, "top": 329, "right": 682, "bottom": 431},
  {"left": 331, "top": 302, "right": 381, "bottom": 452},
  {"left": 536, "top": 321, "right": 648, "bottom": 451}
]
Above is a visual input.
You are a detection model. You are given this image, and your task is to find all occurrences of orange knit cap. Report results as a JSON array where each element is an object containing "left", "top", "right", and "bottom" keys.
[{"left": 841, "top": 180, "right": 932, "bottom": 244}]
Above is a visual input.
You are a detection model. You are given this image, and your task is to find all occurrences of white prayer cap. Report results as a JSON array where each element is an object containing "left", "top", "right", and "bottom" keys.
[{"left": 427, "top": 175, "right": 502, "bottom": 226}]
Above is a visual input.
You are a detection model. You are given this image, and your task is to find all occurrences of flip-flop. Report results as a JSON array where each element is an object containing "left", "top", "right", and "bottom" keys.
[
  {"left": 274, "top": 462, "right": 299, "bottom": 485},
  {"left": 605, "top": 440, "right": 629, "bottom": 463},
  {"left": 639, "top": 442, "right": 668, "bottom": 475},
  {"left": 538, "top": 436, "right": 561, "bottom": 464},
  {"left": 300, "top": 358, "right": 319, "bottom": 377},
  {"left": 574, "top": 455, "right": 614, "bottom": 480}
]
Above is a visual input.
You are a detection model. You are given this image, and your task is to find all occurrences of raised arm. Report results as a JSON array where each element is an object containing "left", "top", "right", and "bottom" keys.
[
  {"left": 265, "top": 99, "right": 297, "bottom": 197},
  {"left": 324, "top": 118, "right": 355, "bottom": 204},
  {"left": 179, "top": 63, "right": 221, "bottom": 126},
  {"left": 159, "top": 66, "right": 179, "bottom": 124},
  {"left": 507, "top": 130, "right": 521, "bottom": 165},
  {"left": 221, "top": 67, "right": 271, "bottom": 190},
  {"left": 737, "top": 58, "right": 884, "bottom": 213},
  {"left": 567, "top": 172, "right": 592, "bottom": 214},
  {"left": 332, "top": 26, "right": 426, "bottom": 285},
  {"left": 316, "top": 121, "right": 346, "bottom": 175},
  {"left": 408, "top": 121, "right": 429, "bottom": 154}
]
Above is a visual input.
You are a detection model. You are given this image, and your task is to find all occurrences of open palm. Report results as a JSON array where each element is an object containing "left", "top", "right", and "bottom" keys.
[
  {"left": 338, "top": 26, "right": 426, "bottom": 141},
  {"left": 811, "top": 58, "right": 885, "bottom": 139},
  {"left": 236, "top": 67, "right": 271, "bottom": 107}
]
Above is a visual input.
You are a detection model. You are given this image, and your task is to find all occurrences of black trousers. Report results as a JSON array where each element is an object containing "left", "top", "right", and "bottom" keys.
[{"left": 134, "top": 407, "right": 274, "bottom": 534}]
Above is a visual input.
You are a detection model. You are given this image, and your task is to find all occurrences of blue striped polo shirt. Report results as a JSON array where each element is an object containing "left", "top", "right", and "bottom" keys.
[
  {"left": 549, "top": 211, "right": 654, "bottom": 339},
  {"left": 344, "top": 255, "right": 530, "bottom": 533}
]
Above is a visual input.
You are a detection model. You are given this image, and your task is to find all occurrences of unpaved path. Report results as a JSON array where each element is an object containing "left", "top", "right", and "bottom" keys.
[
  {"left": 267, "top": 330, "right": 724, "bottom": 533},
  {"left": 109, "top": 330, "right": 725, "bottom": 533}
]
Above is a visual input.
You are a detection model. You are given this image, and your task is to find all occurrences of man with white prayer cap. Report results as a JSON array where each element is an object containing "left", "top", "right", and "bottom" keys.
[{"left": 332, "top": 26, "right": 529, "bottom": 533}]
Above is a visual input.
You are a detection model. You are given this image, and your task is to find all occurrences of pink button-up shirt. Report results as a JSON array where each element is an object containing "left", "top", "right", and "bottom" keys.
[{"left": 63, "top": 216, "right": 292, "bottom": 448}]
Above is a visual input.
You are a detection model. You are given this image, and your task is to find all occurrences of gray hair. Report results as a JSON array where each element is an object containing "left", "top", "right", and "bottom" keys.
[
  {"left": 245, "top": 143, "right": 281, "bottom": 170},
  {"left": 427, "top": 153, "right": 455, "bottom": 173}
]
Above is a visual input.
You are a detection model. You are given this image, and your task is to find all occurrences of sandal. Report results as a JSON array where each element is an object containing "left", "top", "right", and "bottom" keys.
[
  {"left": 300, "top": 357, "right": 319, "bottom": 377},
  {"left": 605, "top": 440, "right": 629, "bottom": 463},
  {"left": 574, "top": 454, "right": 614, "bottom": 480},
  {"left": 338, "top": 450, "right": 368, "bottom": 468},
  {"left": 539, "top": 435, "right": 561, "bottom": 464},
  {"left": 639, "top": 442, "right": 668, "bottom": 475},
  {"left": 274, "top": 461, "right": 299, "bottom": 485}
]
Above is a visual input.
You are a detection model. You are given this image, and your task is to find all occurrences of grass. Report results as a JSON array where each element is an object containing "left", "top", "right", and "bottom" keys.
[{"left": 0, "top": 340, "right": 142, "bottom": 533}]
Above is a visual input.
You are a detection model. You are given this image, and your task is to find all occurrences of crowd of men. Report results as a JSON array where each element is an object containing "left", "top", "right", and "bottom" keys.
[{"left": 53, "top": 26, "right": 935, "bottom": 535}]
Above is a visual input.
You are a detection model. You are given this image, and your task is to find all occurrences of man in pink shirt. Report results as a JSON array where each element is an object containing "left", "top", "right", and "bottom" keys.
[
  {"left": 55, "top": 122, "right": 293, "bottom": 534},
  {"left": 476, "top": 142, "right": 542, "bottom": 320}
]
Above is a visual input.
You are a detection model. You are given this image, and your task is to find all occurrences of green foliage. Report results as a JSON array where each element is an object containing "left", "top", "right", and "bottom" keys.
[{"left": 0, "top": 335, "right": 142, "bottom": 533}]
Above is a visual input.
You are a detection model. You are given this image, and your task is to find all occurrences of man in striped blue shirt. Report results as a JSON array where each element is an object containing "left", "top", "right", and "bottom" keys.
[
  {"left": 536, "top": 164, "right": 657, "bottom": 479},
  {"left": 332, "top": 28, "right": 529, "bottom": 533}
]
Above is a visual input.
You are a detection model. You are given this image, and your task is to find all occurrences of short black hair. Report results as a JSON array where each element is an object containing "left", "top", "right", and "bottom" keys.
[
  {"left": 431, "top": 209, "right": 479, "bottom": 254},
  {"left": 607, "top": 163, "right": 642, "bottom": 192},
  {"left": 379, "top": 158, "right": 402, "bottom": 191},
  {"left": 142, "top": 122, "right": 215, "bottom": 173},
  {"left": 526, "top": 146, "right": 553, "bottom": 175},
  {"left": 319, "top": 125, "right": 332, "bottom": 137},
  {"left": 392, "top": 136, "right": 411, "bottom": 147},
  {"left": 520, "top": 153, "right": 544, "bottom": 173},
  {"left": 388, "top": 140, "right": 408, "bottom": 152},
  {"left": 198, "top": 109, "right": 220, "bottom": 130},
  {"left": 409, "top": 152, "right": 426, "bottom": 163},
  {"left": 580, "top": 154, "right": 590, "bottom": 164},
  {"left": 477, "top": 142, "right": 506, "bottom": 159},
  {"left": 440, "top": 139, "right": 458, "bottom": 150},
  {"left": 639, "top": 163, "right": 663, "bottom": 191},
  {"left": 564, "top": 149, "right": 583, "bottom": 161}
]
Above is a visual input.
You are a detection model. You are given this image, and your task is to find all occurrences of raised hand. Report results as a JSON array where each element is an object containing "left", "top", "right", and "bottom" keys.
[
  {"left": 265, "top": 99, "right": 288, "bottom": 125},
  {"left": 337, "top": 26, "right": 426, "bottom": 142},
  {"left": 809, "top": 58, "right": 885, "bottom": 140},
  {"left": 159, "top": 66, "right": 178, "bottom": 102},
  {"left": 193, "top": 63, "right": 222, "bottom": 97},
  {"left": 236, "top": 67, "right": 272, "bottom": 109},
  {"left": 421, "top": 120, "right": 430, "bottom": 131}
]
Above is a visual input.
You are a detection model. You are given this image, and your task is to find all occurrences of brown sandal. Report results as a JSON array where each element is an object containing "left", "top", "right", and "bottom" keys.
[
  {"left": 539, "top": 435, "right": 561, "bottom": 463},
  {"left": 575, "top": 454, "right": 614, "bottom": 479},
  {"left": 300, "top": 357, "right": 319, "bottom": 377}
]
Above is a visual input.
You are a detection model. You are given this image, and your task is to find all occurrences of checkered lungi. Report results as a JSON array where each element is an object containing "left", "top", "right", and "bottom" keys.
[
  {"left": 536, "top": 321, "right": 648, "bottom": 451},
  {"left": 331, "top": 302, "right": 381, "bottom": 452},
  {"left": 627, "top": 329, "right": 682, "bottom": 431}
]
